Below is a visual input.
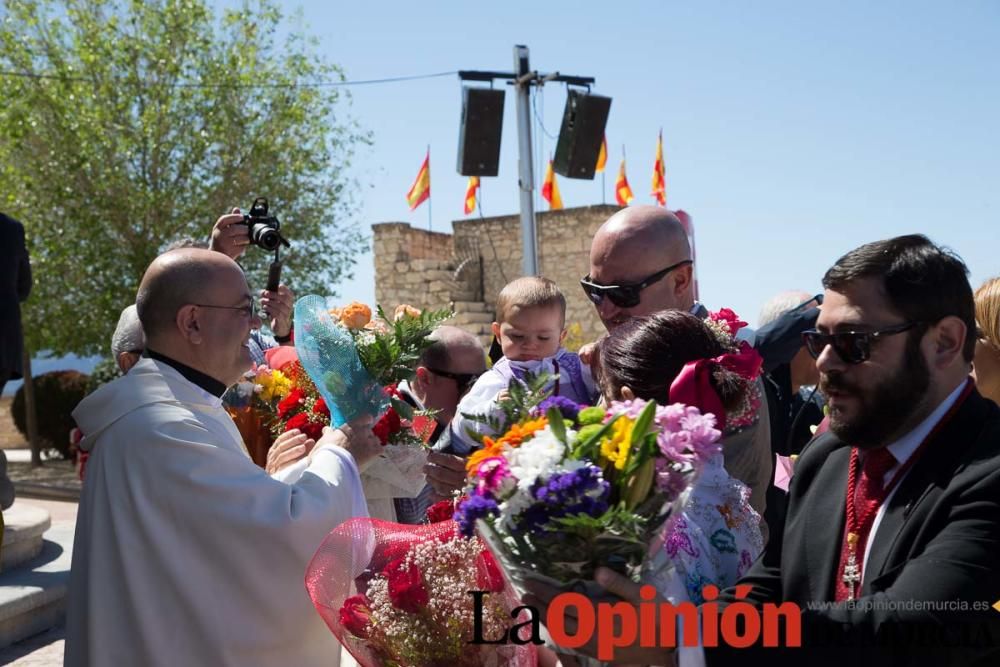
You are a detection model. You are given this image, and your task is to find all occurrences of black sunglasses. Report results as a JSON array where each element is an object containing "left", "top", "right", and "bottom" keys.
[
  {"left": 580, "top": 260, "right": 693, "bottom": 309},
  {"left": 802, "top": 321, "right": 921, "bottom": 365},
  {"left": 426, "top": 367, "right": 481, "bottom": 395}
]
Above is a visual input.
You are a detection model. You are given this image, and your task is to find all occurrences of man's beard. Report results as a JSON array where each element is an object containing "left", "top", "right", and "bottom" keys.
[{"left": 820, "top": 335, "right": 931, "bottom": 448}]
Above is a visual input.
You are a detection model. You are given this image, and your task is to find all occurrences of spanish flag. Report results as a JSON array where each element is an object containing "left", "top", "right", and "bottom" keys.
[
  {"left": 615, "top": 158, "right": 634, "bottom": 206},
  {"left": 595, "top": 135, "right": 608, "bottom": 173},
  {"left": 651, "top": 130, "right": 666, "bottom": 206},
  {"left": 406, "top": 150, "right": 431, "bottom": 211},
  {"left": 463, "top": 176, "right": 480, "bottom": 215},
  {"left": 541, "top": 159, "right": 563, "bottom": 210}
]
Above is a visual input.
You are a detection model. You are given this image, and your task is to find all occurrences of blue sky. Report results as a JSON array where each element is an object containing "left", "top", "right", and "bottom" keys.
[
  {"left": 7, "top": 1, "right": 998, "bottom": 395},
  {"left": 278, "top": 0, "right": 998, "bottom": 328}
]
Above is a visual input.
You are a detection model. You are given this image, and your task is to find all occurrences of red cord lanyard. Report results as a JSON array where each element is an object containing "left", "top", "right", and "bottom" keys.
[{"left": 840, "top": 380, "right": 973, "bottom": 600}]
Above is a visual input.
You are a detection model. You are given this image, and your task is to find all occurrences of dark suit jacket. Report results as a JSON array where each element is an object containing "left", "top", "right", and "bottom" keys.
[
  {"left": 708, "top": 386, "right": 1000, "bottom": 666},
  {"left": 0, "top": 212, "right": 32, "bottom": 378}
]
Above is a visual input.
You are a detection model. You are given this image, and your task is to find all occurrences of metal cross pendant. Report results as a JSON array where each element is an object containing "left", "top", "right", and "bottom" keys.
[{"left": 842, "top": 552, "right": 861, "bottom": 601}]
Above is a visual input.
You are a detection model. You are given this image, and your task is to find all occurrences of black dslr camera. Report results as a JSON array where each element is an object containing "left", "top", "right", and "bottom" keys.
[
  {"left": 241, "top": 197, "right": 290, "bottom": 291},
  {"left": 242, "top": 197, "right": 289, "bottom": 252}
]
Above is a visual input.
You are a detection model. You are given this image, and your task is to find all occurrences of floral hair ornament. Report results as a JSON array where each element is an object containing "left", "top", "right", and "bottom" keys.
[{"left": 668, "top": 341, "right": 763, "bottom": 432}]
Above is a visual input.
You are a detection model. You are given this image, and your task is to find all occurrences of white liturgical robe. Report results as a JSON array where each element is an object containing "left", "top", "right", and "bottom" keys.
[{"left": 65, "top": 358, "right": 368, "bottom": 667}]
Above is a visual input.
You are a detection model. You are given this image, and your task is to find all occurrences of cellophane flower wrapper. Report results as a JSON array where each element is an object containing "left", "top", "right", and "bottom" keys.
[
  {"left": 294, "top": 295, "right": 388, "bottom": 427},
  {"left": 306, "top": 518, "right": 536, "bottom": 667}
]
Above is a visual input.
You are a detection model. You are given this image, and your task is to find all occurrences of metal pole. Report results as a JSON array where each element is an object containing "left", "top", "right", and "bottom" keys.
[
  {"left": 426, "top": 144, "right": 432, "bottom": 231},
  {"left": 513, "top": 45, "right": 538, "bottom": 276},
  {"left": 19, "top": 321, "right": 41, "bottom": 467}
]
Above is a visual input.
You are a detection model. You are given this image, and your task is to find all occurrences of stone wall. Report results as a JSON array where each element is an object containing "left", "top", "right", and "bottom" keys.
[{"left": 373, "top": 205, "right": 619, "bottom": 347}]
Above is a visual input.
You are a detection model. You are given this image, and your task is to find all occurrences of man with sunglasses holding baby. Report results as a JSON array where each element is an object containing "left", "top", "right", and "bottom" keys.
[{"left": 583, "top": 205, "right": 774, "bottom": 537}]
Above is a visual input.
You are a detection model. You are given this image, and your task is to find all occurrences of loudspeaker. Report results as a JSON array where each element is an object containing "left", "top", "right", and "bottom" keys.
[
  {"left": 457, "top": 87, "right": 505, "bottom": 176},
  {"left": 553, "top": 91, "right": 612, "bottom": 180}
]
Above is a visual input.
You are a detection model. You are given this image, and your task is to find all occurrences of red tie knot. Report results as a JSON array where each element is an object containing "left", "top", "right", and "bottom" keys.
[{"left": 862, "top": 447, "right": 897, "bottom": 482}]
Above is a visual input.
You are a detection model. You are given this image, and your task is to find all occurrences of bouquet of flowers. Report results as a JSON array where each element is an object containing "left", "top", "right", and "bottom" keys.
[
  {"left": 290, "top": 297, "right": 451, "bottom": 499},
  {"left": 455, "top": 373, "right": 722, "bottom": 588},
  {"left": 223, "top": 365, "right": 295, "bottom": 466},
  {"left": 305, "top": 517, "right": 535, "bottom": 667}
]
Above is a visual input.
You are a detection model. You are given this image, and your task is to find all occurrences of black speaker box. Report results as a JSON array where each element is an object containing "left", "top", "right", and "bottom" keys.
[
  {"left": 553, "top": 91, "right": 612, "bottom": 180},
  {"left": 457, "top": 87, "right": 505, "bottom": 176}
]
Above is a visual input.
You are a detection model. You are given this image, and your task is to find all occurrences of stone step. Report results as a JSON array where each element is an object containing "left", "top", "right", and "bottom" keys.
[
  {"left": 451, "top": 301, "right": 492, "bottom": 314},
  {"left": 451, "top": 311, "right": 494, "bottom": 326},
  {"left": 1, "top": 502, "right": 50, "bottom": 572},
  {"left": 0, "top": 516, "right": 74, "bottom": 649},
  {"left": 449, "top": 290, "right": 480, "bottom": 302}
]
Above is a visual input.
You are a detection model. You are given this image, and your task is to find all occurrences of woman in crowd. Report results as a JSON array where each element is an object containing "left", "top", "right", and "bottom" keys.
[
  {"left": 974, "top": 277, "right": 1000, "bottom": 405},
  {"left": 596, "top": 309, "right": 764, "bottom": 604}
]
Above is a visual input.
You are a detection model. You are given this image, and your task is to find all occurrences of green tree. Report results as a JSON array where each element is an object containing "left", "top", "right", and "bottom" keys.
[{"left": 0, "top": 0, "right": 370, "bottom": 356}]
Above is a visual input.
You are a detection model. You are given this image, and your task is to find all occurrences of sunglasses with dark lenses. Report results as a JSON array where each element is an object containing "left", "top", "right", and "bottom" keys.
[
  {"left": 580, "top": 260, "right": 693, "bottom": 309},
  {"left": 802, "top": 321, "right": 920, "bottom": 365},
  {"left": 426, "top": 368, "right": 481, "bottom": 395}
]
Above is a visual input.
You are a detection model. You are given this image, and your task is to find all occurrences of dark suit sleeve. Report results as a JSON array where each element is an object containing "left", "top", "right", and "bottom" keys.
[
  {"left": 708, "top": 458, "right": 1000, "bottom": 667},
  {"left": 16, "top": 222, "right": 31, "bottom": 302}
]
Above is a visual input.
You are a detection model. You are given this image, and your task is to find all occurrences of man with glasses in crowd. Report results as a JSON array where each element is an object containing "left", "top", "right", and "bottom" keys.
[
  {"left": 696, "top": 234, "right": 1000, "bottom": 666},
  {"left": 66, "top": 248, "right": 382, "bottom": 666},
  {"left": 400, "top": 326, "right": 487, "bottom": 521},
  {"left": 582, "top": 205, "right": 773, "bottom": 528}
]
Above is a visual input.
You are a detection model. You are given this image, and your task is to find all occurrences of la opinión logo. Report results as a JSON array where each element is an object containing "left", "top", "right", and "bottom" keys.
[{"left": 469, "top": 584, "right": 802, "bottom": 661}]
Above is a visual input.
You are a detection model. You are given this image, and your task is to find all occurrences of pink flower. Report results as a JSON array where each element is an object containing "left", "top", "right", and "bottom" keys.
[
  {"left": 606, "top": 398, "right": 650, "bottom": 420},
  {"left": 475, "top": 457, "right": 513, "bottom": 495}
]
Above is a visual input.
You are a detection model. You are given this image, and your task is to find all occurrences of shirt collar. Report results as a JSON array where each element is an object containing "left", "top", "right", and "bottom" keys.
[
  {"left": 144, "top": 348, "right": 228, "bottom": 399},
  {"left": 883, "top": 379, "right": 969, "bottom": 470}
]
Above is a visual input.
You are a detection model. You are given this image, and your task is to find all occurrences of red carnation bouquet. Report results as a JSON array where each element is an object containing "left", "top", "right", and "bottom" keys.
[{"left": 306, "top": 518, "right": 535, "bottom": 667}]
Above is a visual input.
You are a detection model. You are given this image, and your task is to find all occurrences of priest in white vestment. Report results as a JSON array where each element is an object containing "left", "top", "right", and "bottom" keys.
[{"left": 65, "top": 248, "right": 381, "bottom": 667}]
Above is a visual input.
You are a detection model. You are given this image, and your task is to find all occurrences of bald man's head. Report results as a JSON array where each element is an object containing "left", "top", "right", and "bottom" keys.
[
  {"left": 136, "top": 249, "right": 239, "bottom": 340},
  {"left": 587, "top": 206, "right": 696, "bottom": 329},
  {"left": 135, "top": 248, "right": 260, "bottom": 386},
  {"left": 592, "top": 206, "right": 690, "bottom": 269}
]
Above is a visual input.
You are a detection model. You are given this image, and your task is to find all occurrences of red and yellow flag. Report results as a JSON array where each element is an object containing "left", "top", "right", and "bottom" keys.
[
  {"left": 541, "top": 160, "right": 563, "bottom": 210},
  {"left": 463, "top": 176, "right": 480, "bottom": 215},
  {"left": 595, "top": 135, "right": 608, "bottom": 173},
  {"left": 405, "top": 150, "right": 431, "bottom": 210},
  {"left": 615, "top": 158, "right": 634, "bottom": 206},
  {"left": 651, "top": 130, "right": 666, "bottom": 206}
]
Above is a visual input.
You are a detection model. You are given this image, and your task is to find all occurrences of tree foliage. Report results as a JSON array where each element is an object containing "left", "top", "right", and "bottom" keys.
[{"left": 0, "top": 0, "right": 370, "bottom": 356}]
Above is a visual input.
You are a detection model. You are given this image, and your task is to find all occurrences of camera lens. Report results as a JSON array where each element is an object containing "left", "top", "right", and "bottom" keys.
[{"left": 250, "top": 223, "right": 281, "bottom": 251}]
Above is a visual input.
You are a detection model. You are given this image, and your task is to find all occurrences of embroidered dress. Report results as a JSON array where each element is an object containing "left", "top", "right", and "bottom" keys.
[
  {"left": 450, "top": 347, "right": 597, "bottom": 454},
  {"left": 648, "top": 452, "right": 764, "bottom": 605}
]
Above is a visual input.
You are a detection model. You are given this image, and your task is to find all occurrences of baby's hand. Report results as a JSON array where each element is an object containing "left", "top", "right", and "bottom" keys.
[
  {"left": 496, "top": 389, "right": 511, "bottom": 402},
  {"left": 578, "top": 341, "right": 599, "bottom": 365}
]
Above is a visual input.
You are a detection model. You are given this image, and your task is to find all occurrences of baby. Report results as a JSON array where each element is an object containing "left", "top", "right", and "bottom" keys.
[{"left": 449, "top": 276, "right": 597, "bottom": 453}]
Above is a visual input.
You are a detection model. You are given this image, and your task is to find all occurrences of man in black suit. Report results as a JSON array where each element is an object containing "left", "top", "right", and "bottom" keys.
[
  {"left": 704, "top": 234, "right": 1000, "bottom": 665},
  {"left": 0, "top": 212, "right": 32, "bottom": 397},
  {"left": 530, "top": 235, "right": 1000, "bottom": 666},
  {"left": 1, "top": 212, "right": 31, "bottom": 551}
]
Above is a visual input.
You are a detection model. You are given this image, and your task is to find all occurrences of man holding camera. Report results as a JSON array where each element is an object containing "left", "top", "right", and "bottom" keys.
[{"left": 210, "top": 206, "right": 296, "bottom": 363}]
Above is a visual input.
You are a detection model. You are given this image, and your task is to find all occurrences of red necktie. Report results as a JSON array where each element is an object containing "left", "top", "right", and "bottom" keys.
[{"left": 834, "top": 447, "right": 897, "bottom": 601}]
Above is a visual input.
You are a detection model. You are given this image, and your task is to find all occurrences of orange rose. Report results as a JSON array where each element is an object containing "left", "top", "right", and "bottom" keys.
[
  {"left": 393, "top": 304, "right": 422, "bottom": 322},
  {"left": 339, "top": 302, "right": 372, "bottom": 329},
  {"left": 327, "top": 307, "right": 343, "bottom": 320}
]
